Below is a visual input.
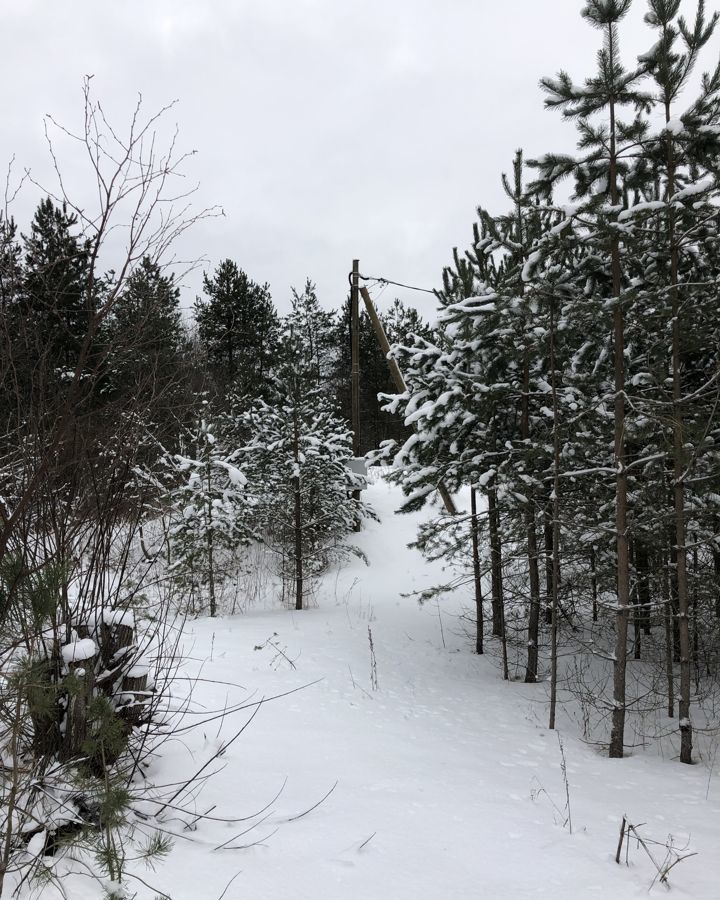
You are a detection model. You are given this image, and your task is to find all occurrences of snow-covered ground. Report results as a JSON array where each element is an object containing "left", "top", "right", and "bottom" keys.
[{"left": 40, "top": 479, "right": 720, "bottom": 899}]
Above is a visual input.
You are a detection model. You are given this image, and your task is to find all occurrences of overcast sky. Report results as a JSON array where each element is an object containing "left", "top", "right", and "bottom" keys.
[{"left": 4, "top": 1, "right": 718, "bottom": 314}]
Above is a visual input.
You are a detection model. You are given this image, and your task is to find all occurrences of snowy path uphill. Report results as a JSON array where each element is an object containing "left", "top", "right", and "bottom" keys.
[{"left": 150, "top": 479, "right": 719, "bottom": 900}]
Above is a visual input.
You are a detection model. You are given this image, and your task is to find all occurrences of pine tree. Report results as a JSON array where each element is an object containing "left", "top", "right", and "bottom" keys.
[
  {"left": 285, "top": 278, "right": 338, "bottom": 397},
  {"left": 194, "top": 259, "right": 279, "bottom": 403},
  {"left": 0, "top": 214, "right": 24, "bottom": 434},
  {"left": 630, "top": 0, "right": 720, "bottom": 762},
  {"left": 241, "top": 327, "right": 371, "bottom": 610},
  {"left": 22, "top": 197, "right": 91, "bottom": 372},
  {"left": 0, "top": 214, "right": 21, "bottom": 310},
  {"left": 104, "top": 256, "right": 191, "bottom": 445},
  {"left": 161, "top": 415, "right": 252, "bottom": 617},
  {"left": 530, "top": 0, "right": 653, "bottom": 759}
]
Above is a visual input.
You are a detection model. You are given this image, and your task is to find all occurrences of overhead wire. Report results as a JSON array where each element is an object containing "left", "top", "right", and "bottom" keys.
[{"left": 347, "top": 271, "right": 438, "bottom": 296}]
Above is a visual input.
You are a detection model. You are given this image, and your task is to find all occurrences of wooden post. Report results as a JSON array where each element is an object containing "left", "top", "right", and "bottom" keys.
[{"left": 359, "top": 284, "right": 458, "bottom": 517}]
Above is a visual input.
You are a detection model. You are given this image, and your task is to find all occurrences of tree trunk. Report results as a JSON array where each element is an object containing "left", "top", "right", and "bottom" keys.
[
  {"left": 544, "top": 501, "right": 554, "bottom": 626},
  {"left": 669, "top": 527, "right": 680, "bottom": 662},
  {"left": 692, "top": 542, "right": 700, "bottom": 691},
  {"left": 590, "top": 546, "right": 598, "bottom": 623},
  {"left": 548, "top": 293, "right": 561, "bottom": 730},
  {"left": 206, "top": 467, "right": 216, "bottom": 617},
  {"left": 663, "top": 553, "right": 674, "bottom": 718},
  {"left": 470, "top": 487, "right": 484, "bottom": 655},
  {"left": 522, "top": 349, "right": 542, "bottom": 681},
  {"left": 665, "top": 105, "right": 692, "bottom": 763},
  {"left": 207, "top": 526, "right": 216, "bottom": 618},
  {"left": 607, "top": 44, "right": 631, "bottom": 759},
  {"left": 630, "top": 542, "right": 641, "bottom": 661},
  {"left": 524, "top": 501, "right": 542, "bottom": 682},
  {"left": 487, "top": 487, "right": 504, "bottom": 638},
  {"left": 293, "top": 407, "right": 304, "bottom": 610}
]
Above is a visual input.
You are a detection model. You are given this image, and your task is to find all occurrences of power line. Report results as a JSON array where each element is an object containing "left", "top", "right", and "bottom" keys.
[{"left": 347, "top": 271, "right": 437, "bottom": 296}]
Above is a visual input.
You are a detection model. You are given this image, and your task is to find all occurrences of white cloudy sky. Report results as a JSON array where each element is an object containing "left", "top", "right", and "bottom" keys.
[{"left": 3, "top": 0, "right": 717, "bottom": 313}]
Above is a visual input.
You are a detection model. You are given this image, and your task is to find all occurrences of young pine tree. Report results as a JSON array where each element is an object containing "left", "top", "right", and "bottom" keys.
[
  {"left": 530, "top": 0, "right": 652, "bottom": 759},
  {"left": 242, "top": 324, "right": 371, "bottom": 610},
  {"left": 162, "top": 416, "right": 252, "bottom": 617}
]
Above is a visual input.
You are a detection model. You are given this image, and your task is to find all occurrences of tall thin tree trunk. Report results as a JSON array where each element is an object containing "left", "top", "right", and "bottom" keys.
[
  {"left": 470, "top": 487, "right": 484, "bottom": 655},
  {"left": 207, "top": 526, "right": 216, "bottom": 618},
  {"left": 590, "top": 546, "right": 598, "bottom": 623},
  {"left": 663, "top": 553, "right": 674, "bottom": 718},
  {"left": 692, "top": 542, "right": 700, "bottom": 691},
  {"left": 293, "top": 407, "right": 303, "bottom": 611},
  {"left": 523, "top": 360, "right": 542, "bottom": 683},
  {"left": 513, "top": 172, "right": 543, "bottom": 683},
  {"left": 630, "top": 542, "right": 641, "bottom": 661},
  {"left": 524, "top": 500, "right": 542, "bottom": 682},
  {"left": 669, "top": 525, "right": 680, "bottom": 662},
  {"left": 544, "top": 501, "right": 554, "bottom": 626},
  {"left": 488, "top": 487, "right": 504, "bottom": 638},
  {"left": 206, "top": 468, "right": 216, "bottom": 617},
  {"left": 607, "top": 37, "right": 632, "bottom": 758},
  {"left": 548, "top": 293, "right": 561, "bottom": 730},
  {"left": 665, "top": 102, "right": 692, "bottom": 763}
]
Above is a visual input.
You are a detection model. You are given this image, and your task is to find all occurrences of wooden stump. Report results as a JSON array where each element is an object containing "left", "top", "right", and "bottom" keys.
[
  {"left": 119, "top": 671, "right": 150, "bottom": 728},
  {"left": 61, "top": 653, "right": 96, "bottom": 762}
]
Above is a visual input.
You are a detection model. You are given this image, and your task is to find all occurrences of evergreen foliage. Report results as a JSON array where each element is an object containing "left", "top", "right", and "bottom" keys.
[
  {"left": 241, "top": 320, "right": 372, "bottom": 610},
  {"left": 160, "top": 414, "right": 253, "bottom": 616},
  {"left": 104, "top": 256, "right": 192, "bottom": 446},
  {"left": 22, "top": 197, "right": 92, "bottom": 372},
  {"left": 194, "top": 259, "right": 280, "bottom": 403},
  {"left": 382, "top": 0, "right": 720, "bottom": 762}
]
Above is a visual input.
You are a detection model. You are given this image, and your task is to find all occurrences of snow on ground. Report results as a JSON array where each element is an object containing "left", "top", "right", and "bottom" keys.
[{"left": 41, "top": 479, "right": 720, "bottom": 899}]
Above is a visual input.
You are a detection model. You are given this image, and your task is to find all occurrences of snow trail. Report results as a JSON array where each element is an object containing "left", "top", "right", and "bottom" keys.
[{"left": 53, "top": 479, "right": 719, "bottom": 899}]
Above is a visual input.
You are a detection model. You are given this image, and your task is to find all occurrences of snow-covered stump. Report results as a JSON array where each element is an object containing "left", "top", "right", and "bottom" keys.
[
  {"left": 60, "top": 639, "right": 97, "bottom": 762},
  {"left": 93, "top": 612, "right": 135, "bottom": 673},
  {"left": 84, "top": 610, "right": 137, "bottom": 696},
  {"left": 120, "top": 664, "right": 150, "bottom": 728},
  {"left": 76, "top": 609, "right": 152, "bottom": 764}
]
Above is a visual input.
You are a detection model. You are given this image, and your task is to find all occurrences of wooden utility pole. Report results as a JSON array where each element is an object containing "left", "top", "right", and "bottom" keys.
[{"left": 359, "top": 284, "right": 457, "bottom": 517}]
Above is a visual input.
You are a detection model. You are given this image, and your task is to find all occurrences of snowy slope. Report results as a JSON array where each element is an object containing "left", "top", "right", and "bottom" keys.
[{"left": 34, "top": 479, "right": 720, "bottom": 899}]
